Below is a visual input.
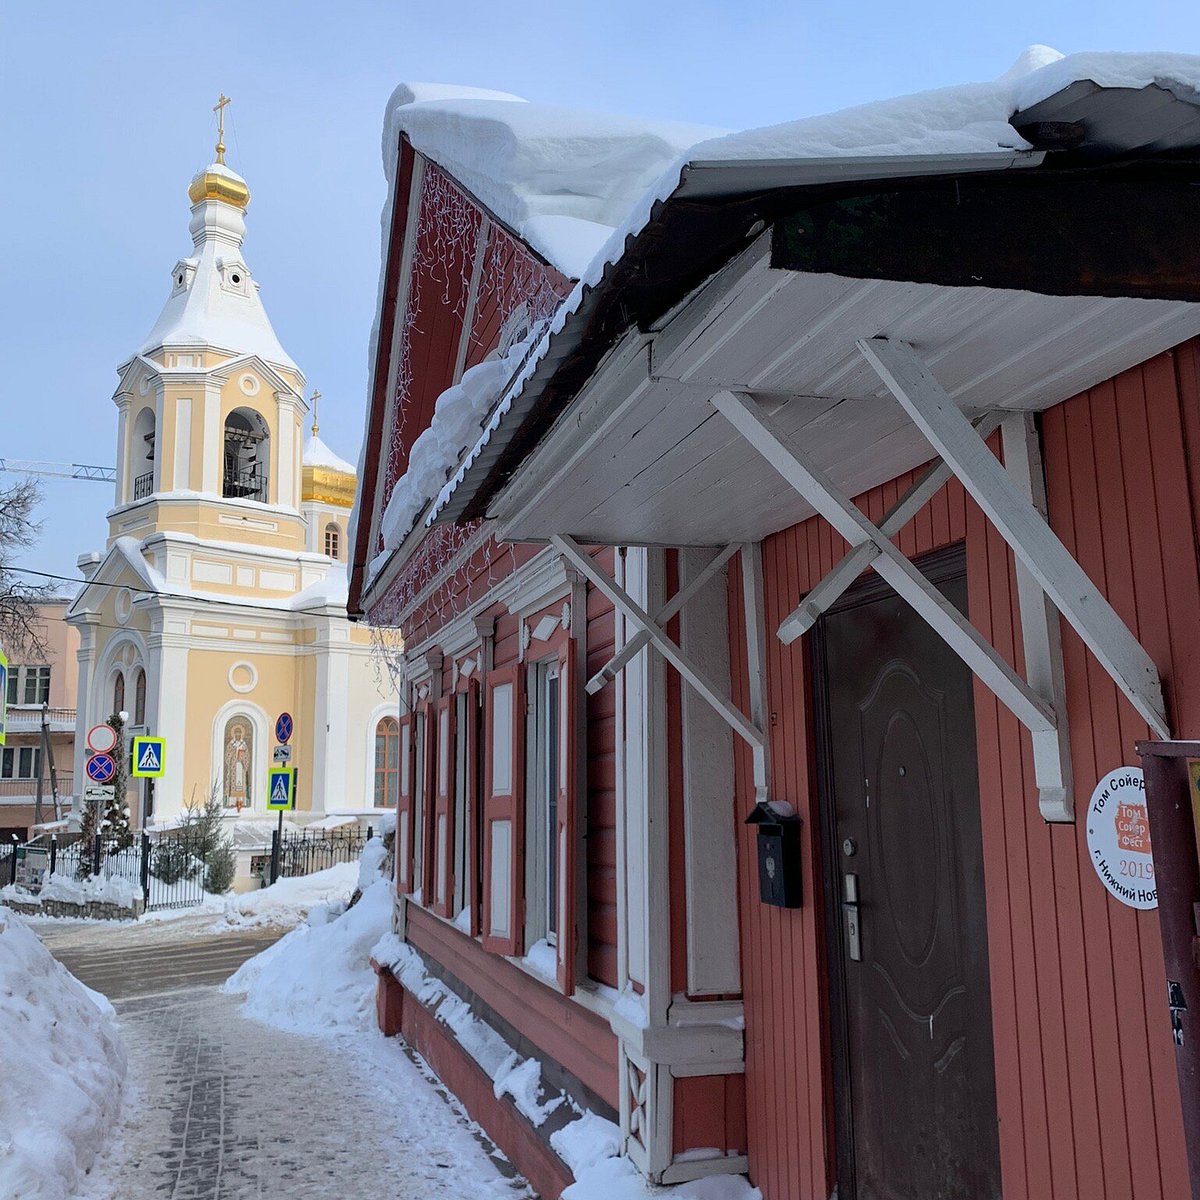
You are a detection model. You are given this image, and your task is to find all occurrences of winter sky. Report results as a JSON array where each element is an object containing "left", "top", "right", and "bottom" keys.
[{"left": 4, "top": 0, "right": 1199, "bottom": 581}]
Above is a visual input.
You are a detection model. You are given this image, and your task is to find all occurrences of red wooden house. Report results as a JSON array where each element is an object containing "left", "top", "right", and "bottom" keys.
[{"left": 351, "top": 58, "right": 1200, "bottom": 1200}]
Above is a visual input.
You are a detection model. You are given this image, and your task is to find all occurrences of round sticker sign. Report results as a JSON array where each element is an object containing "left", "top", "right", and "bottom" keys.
[{"left": 1086, "top": 766, "right": 1156, "bottom": 910}]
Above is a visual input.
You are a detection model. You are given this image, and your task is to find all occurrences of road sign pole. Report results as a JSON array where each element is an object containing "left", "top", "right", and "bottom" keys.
[{"left": 271, "top": 815, "right": 281, "bottom": 885}]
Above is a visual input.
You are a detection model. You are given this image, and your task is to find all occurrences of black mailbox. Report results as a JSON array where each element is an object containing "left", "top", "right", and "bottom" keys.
[{"left": 745, "top": 801, "right": 802, "bottom": 908}]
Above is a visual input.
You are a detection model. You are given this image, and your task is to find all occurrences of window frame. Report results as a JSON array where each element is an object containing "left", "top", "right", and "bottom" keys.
[
  {"left": 525, "top": 656, "right": 561, "bottom": 950},
  {"left": 324, "top": 522, "right": 341, "bottom": 560},
  {"left": 375, "top": 716, "right": 399, "bottom": 807}
]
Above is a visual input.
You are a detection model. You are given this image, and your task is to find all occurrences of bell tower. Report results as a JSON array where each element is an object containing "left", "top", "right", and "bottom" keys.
[{"left": 108, "top": 95, "right": 308, "bottom": 551}]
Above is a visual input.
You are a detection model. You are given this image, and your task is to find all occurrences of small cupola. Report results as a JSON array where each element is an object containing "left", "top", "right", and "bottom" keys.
[{"left": 302, "top": 392, "right": 357, "bottom": 509}]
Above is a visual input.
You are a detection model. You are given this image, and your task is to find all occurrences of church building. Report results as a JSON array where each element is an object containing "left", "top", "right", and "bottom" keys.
[{"left": 67, "top": 108, "right": 397, "bottom": 825}]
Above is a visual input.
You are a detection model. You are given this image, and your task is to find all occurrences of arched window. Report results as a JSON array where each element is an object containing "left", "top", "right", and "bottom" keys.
[
  {"left": 131, "top": 407, "right": 156, "bottom": 501},
  {"left": 374, "top": 717, "right": 399, "bottom": 807},
  {"left": 222, "top": 408, "right": 269, "bottom": 503},
  {"left": 134, "top": 669, "right": 147, "bottom": 726},
  {"left": 324, "top": 522, "right": 341, "bottom": 560},
  {"left": 112, "top": 671, "right": 125, "bottom": 715},
  {"left": 221, "top": 717, "right": 255, "bottom": 809}
]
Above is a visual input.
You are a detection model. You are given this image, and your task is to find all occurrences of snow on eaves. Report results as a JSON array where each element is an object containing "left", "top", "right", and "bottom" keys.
[
  {"left": 422, "top": 47, "right": 1200, "bottom": 531},
  {"left": 377, "top": 330, "right": 542, "bottom": 554},
  {"left": 383, "top": 83, "right": 725, "bottom": 278}
]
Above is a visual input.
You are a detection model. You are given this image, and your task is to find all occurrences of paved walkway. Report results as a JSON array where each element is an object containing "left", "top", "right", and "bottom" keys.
[{"left": 34, "top": 918, "right": 530, "bottom": 1200}]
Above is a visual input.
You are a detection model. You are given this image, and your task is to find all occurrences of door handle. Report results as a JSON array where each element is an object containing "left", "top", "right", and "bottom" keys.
[{"left": 843, "top": 872, "right": 862, "bottom": 962}]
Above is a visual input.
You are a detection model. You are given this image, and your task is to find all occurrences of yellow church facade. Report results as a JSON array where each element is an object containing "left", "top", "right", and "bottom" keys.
[{"left": 66, "top": 133, "right": 397, "bottom": 825}]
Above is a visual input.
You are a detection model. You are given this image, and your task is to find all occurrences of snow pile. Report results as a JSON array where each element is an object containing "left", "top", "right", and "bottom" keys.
[
  {"left": 40, "top": 872, "right": 139, "bottom": 909},
  {"left": 216, "top": 860, "right": 359, "bottom": 930},
  {"left": 385, "top": 84, "right": 723, "bottom": 278},
  {"left": 563, "top": 1155, "right": 760, "bottom": 1200},
  {"left": 493, "top": 1053, "right": 563, "bottom": 1127},
  {"left": 224, "top": 845, "right": 391, "bottom": 1033},
  {"left": 0, "top": 906, "right": 126, "bottom": 1200},
  {"left": 551, "top": 1111, "right": 621, "bottom": 1176},
  {"left": 379, "top": 330, "right": 541, "bottom": 549},
  {"left": 373, "top": 933, "right": 566, "bottom": 1128}
]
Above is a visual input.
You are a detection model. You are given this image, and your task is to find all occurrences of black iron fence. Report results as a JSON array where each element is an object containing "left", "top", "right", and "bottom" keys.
[
  {"left": 3, "top": 822, "right": 377, "bottom": 912},
  {"left": 272, "top": 826, "right": 372, "bottom": 881}
]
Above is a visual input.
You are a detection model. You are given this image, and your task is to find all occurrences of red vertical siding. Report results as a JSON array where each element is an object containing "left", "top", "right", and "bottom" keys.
[{"left": 734, "top": 345, "right": 1197, "bottom": 1200}]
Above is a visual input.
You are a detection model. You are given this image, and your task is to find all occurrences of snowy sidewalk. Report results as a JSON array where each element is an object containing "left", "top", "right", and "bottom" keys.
[
  {"left": 77, "top": 989, "right": 527, "bottom": 1200},
  {"left": 33, "top": 915, "right": 530, "bottom": 1200}
]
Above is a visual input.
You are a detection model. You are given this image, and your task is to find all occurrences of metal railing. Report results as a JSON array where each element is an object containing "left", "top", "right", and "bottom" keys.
[
  {"left": 273, "top": 826, "right": 371, "bottom": 881},
  {"left": 4, "top": 706, "right": 75, "bottom": 732},
  {"left": 132, "top": 471, "right": 154, "bottom": 500},
  {"left": 222, "top": 466, "right": 267, "bottom": 503},
  {"left": 0, "top": 772, "right": 73, "bottom": 799}
]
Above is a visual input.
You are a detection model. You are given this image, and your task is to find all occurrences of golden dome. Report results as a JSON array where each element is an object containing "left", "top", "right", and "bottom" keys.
[{"left": 188, "top": 163, "right": 250, "bottom": 210}]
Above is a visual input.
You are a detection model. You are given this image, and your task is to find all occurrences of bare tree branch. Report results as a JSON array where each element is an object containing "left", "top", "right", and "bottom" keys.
[{"left": 0, "top": 477, "right": 55, "bottom": 660}]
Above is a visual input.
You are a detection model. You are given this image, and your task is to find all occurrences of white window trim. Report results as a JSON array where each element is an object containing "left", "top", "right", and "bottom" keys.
[{"left": 524, "top": 656, "right": 560, "bottom": 951}]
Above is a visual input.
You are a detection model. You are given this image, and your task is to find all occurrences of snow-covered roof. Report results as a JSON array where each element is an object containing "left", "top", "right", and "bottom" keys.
[
  {"left": 303, "top": 433, "right": 356, "bottom": 475},
  {"left": 383, "top": 83, "right": 725, "bottom": 278},
  {"left": 139, "top": 165, "right": 299, "bottom": 372},
  {"left": 416, "top": 47, "right": 1200, "bottom": 537}
]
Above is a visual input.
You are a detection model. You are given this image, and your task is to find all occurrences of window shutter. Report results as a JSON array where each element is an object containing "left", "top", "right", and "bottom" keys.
[
  {"left": 416, "top": 701, "right": 436, "bottom": 905},
  {"left": 432, "top": 694, "right": 456, "bottom": 918},
  {"left": 482, "top": 663, "right": 525, "bottom": 956},
  {"left": 395, "top": 713, "right": 414, "bottom": 894},
  {"left": 464, "top": 678, "right": 482, "bottom": 936},
  {"left": 556, "top": 642, "right": 578, "bottom": 993}
]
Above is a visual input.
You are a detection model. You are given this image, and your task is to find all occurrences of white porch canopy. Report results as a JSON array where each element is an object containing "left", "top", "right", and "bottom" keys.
[{"left": 484, "top": 240, "right": 1192, "bottom": 818}]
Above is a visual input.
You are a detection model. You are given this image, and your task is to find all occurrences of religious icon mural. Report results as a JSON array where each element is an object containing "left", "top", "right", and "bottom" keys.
[{"left": 222, "top": 718, "right": 253, "bottom": 808}]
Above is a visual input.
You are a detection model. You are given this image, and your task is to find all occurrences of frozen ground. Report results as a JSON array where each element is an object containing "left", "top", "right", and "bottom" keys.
[
  {"left": 34, "top": 914, "right": 527, "bottom": 1200},
  {"left": 75, "top": 990, "right": 526, "bottom": 1200}
]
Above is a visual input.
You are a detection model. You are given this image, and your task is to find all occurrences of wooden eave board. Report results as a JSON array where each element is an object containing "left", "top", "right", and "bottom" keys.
[{"left": 499, "top": 268, "right": 1200, "bottom": 546}]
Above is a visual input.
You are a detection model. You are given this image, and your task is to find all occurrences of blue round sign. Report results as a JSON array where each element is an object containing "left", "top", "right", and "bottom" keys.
[
  {"left": 86, "top": 752, "right": 116, "bottom": 784},
  {"left": 275, "top": 712, "right": 294, "bottom": 744}
]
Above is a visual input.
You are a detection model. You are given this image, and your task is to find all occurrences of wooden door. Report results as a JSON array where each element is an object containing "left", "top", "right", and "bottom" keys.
[{"left": 815, "top": 548, "right": 1001, "bottom": 1200}]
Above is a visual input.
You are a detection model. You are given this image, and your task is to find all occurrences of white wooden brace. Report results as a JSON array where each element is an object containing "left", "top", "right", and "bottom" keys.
[
  {"left": 586, "top": 543, "right": 740, "bottom": 695},
  {"left": 777, "top": 411, "right": 1004, "bottom": 644},
  {"left": 550, "top": 535, "right": 766, "bottom": 749},
  {"left": 1001, "top": 412, "right": 1075, "bottom": 821},
  {"left": 858, "top": 337, "right": 1169, "bottom": 740},
  {"left": 711, "top": 389, "right": 1056, "bottom": 736}
]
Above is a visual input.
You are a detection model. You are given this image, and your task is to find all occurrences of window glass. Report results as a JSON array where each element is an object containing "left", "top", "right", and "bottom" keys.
[
  {"left": 113, "top": 672, "right": 125, "bottom": 715},
  {"left": 324, "top": 523, "right": 341, "bottom": 560},
  {"left": 413, "top": 714, "right": 426, "bottom": 893},
  {"left": 134, "top": 669, "right": 146, "bottom": 726},
  {"left": 1, "top": 749, "right": 12, "bottom": 778},
  {"left": 453, "top": 692, "right": 470, "bottom": 917},
  {"left": 374, "top": 717, "right": 398, "bottom": 807},
  {"left": 5, "top": 670, "right": 17, "bottom": 706}
]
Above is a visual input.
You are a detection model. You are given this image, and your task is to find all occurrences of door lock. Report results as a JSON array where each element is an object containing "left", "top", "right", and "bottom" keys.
[{"left": 843, "top": 872, "right": 862, "bottom": 962}]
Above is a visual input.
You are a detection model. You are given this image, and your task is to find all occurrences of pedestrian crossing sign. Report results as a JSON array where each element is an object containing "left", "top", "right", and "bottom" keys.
[
  {"left": 267, "top": 767, "right": 296, "bottom": 811},
  {"left": 131, "top": 736, "right": 166, "bottom": 778}
]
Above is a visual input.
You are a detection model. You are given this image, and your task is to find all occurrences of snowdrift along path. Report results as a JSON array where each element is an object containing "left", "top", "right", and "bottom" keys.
[{"left": 0, "top": 907, "right": 126, "bottom": 1200}]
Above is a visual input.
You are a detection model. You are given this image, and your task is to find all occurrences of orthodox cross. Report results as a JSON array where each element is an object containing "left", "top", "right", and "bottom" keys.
[
  {"left": 310, "top": 391, "right": 321, "bottom": 436},
  {"left": 213, "top": 93, "right": 231, "bottom": 164}
]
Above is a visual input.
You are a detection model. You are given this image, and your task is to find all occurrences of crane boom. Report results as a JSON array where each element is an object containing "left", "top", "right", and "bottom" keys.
[{"left": 0, "top": 458, "right": 116, "bottom": 483}]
